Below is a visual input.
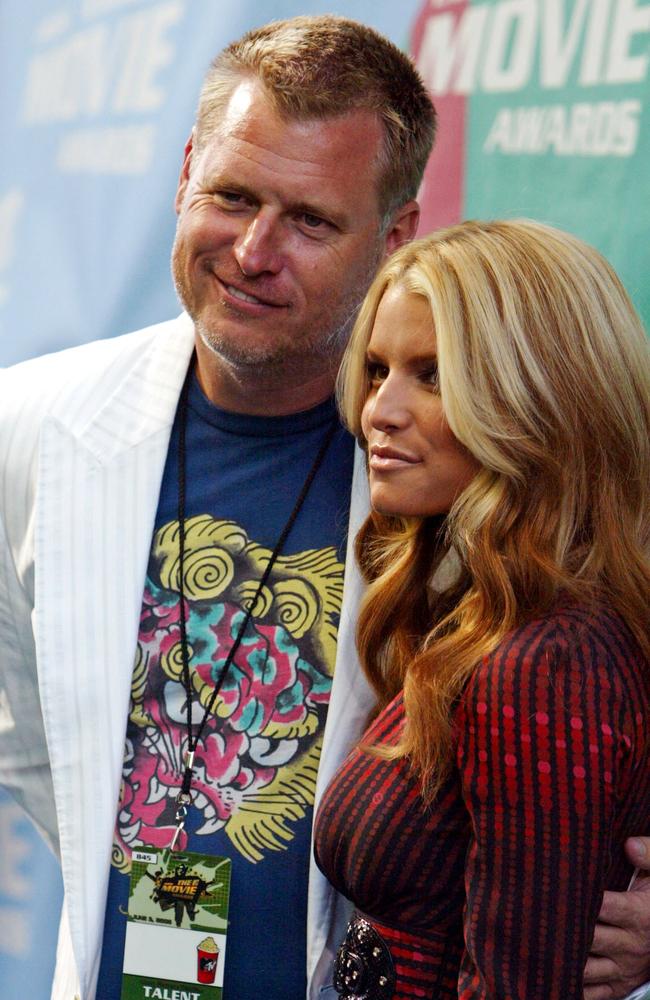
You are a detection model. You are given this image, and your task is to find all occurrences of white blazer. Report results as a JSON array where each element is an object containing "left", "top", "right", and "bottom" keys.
[{"left": 0, "top": 314, "right": 374, "bottom": 1000}]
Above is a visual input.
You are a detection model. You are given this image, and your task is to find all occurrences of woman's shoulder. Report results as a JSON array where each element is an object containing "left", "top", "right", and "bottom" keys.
[
  {"left": 498, "top": 600, "right": 639, "bottom": 657},
  {"left": 472, "top": 600, "right": 647, "bottom": 702}
]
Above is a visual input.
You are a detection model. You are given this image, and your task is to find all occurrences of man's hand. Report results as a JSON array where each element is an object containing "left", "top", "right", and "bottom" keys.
[{"left": 584, "top": 838, "right": 650, "bottom": 1000}]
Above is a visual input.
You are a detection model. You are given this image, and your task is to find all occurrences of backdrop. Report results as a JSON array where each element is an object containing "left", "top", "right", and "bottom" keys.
[{"left": 1, "top": 0, "right": 649, "bottom": 993}]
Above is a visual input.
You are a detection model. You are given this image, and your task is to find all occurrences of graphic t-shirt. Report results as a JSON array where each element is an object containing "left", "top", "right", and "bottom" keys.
[{"left": 96, "top": 374, "right": 354, "bottom": 999}]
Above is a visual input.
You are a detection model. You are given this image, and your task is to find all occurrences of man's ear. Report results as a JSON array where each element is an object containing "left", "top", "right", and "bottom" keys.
[
  {"left": 382, "top": 200, "right": 420, "bottom": 258},
  {"left": 174, "top": 132, "right": 195, "bottom": 214}
]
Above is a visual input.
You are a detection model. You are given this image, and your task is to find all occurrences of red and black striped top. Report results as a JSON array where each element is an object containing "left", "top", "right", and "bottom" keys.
[{"left": 314, "top": 604, "right": 649, "bottom": 999}]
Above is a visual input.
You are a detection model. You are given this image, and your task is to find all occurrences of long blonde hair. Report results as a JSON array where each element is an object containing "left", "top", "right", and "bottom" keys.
[{"left": 338, "top": 219, "right": 650, "bottom": 798}]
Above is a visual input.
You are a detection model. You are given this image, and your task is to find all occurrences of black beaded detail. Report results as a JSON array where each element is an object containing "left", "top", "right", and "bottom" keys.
[{"left": 333, "top": 916, "right": 395, "bottom": 999}]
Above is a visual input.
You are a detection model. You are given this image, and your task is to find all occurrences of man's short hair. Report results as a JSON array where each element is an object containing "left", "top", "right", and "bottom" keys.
[{"left": 194, "top": 15, "right": 436, "bottom": 222}]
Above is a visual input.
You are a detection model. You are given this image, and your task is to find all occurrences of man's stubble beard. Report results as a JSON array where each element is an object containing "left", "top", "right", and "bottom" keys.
[{"left": 171, "top": 234, "right": 384, "bottom": 381}]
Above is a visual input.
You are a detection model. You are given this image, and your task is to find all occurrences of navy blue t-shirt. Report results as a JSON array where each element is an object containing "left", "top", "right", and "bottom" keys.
[{"left": 96, "top": 375, "right": 354, "bottom": 999}]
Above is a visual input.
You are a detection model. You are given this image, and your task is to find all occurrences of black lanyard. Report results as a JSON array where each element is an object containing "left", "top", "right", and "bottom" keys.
[{"left": 170, "top": 360, "right": 338, "bottom": 848}]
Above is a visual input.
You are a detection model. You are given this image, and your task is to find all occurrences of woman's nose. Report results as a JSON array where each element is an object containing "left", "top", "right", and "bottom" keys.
[{"left": 365, "top": 378, "right": 411, "bottom": 432}]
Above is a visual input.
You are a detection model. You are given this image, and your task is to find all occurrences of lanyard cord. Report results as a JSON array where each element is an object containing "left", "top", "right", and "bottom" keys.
[{"left": 175, "top": 359, "right": 338, "bottom": 806}]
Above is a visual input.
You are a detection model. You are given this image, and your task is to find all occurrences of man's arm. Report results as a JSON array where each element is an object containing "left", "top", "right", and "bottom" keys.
[
  {"left": 584, "top": 838, "right": 650, "bottom": 1000},
  {"left": 0, "top": 370, "right": 59, "bottom": 847}
]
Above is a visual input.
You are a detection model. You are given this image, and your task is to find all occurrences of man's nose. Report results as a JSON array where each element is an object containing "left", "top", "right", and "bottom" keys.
[{"left": 233, "top": 213, "right": 283, "bottom": 276}]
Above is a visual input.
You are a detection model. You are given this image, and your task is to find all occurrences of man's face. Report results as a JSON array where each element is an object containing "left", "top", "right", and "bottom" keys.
[{"left": 172, "top": 81, "right": 407, "bottom": 384}]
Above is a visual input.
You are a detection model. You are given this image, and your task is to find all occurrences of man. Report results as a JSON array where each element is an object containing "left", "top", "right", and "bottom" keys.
[
  {"left": 0, "top": 15, "right": 647, "bottom": 1000},
  {"left": 586, "top": 840, "right": 650, "bottom": 1000}
]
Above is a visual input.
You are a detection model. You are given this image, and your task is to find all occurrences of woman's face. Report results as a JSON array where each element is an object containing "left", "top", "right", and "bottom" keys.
[{"left": 360, "top": 285, "right": 479, "bottom": 517}]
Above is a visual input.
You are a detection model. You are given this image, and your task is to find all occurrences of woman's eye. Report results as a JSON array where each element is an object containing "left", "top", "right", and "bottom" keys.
[
  {"left": 366, "top": 361, "right": 388, "bottom": 383},
  {"left": 421, "top": 365, "right": 439, "bottom": 389}
]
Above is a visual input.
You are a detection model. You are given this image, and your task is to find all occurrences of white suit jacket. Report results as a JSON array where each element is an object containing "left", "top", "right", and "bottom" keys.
[{"left": 0, "top": 314, "right": 375, "bottom": 1000}]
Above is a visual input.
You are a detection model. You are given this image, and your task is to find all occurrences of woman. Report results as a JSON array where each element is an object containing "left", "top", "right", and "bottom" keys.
[{"left": 314, "top": 220, "right": 650, "bottom": 999}]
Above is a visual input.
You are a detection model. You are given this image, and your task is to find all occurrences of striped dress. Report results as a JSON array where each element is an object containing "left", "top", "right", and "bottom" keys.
[{"left": 314, "top": 604, "right": 649, "bottom": 999}]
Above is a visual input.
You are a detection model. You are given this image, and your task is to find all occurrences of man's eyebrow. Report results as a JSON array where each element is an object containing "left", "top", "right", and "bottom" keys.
[{"left": 204, "top": 176, "right": 254, "bottom": 198}]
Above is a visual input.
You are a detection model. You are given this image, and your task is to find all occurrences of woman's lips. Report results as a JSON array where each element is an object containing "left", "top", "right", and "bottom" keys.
[{"left": 368, "top": 444, "right": 421, "bottom": 471}]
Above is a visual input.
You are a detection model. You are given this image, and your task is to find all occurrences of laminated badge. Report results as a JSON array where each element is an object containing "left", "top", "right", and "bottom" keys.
[{"left": 121, "top": 846, "right": 231, "bottom": 1000}]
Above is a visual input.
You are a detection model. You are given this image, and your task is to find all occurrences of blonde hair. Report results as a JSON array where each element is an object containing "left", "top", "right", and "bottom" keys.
[
  {"left": 194, "top": 15, "right": 436, "bottom": 221},
  {"left": 338, "top": 219, "right": 650, "bottom": 798}
]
